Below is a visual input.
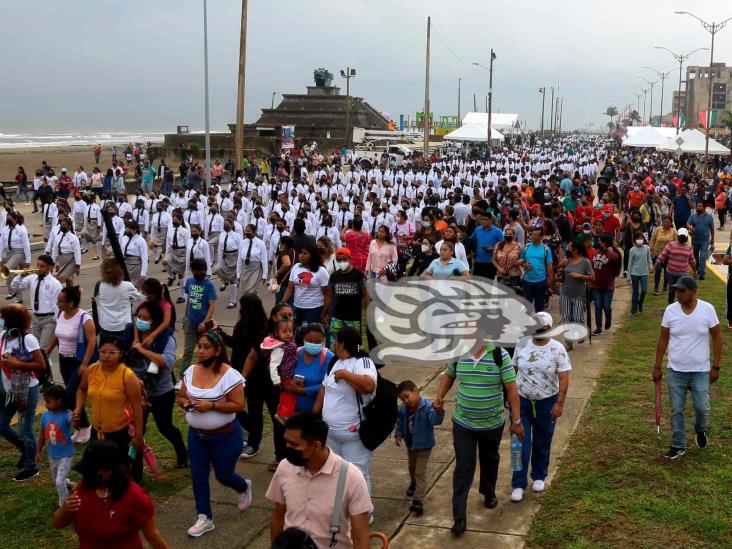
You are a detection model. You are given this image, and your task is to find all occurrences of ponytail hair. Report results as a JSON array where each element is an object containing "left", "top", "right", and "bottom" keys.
[{"left": 335, "top": 326, "right": 368, "bottom": 358}]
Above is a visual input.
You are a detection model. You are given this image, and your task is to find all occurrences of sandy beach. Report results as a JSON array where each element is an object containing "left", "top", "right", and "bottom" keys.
[{"left": 0, "top": 144, "right": 162, "bottom": 181}]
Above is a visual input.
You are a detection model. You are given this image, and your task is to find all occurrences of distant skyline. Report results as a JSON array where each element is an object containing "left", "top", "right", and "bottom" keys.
[{"left": 1, "top": 0, "right": 729, "bottom": 134}]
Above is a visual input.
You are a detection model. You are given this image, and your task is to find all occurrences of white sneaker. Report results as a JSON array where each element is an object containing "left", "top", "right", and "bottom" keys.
[
  {"left": 237, "top": 479, "right": 253, "bottom": 511},
  {"left": 532, "top": 480, "right": 545, "bottom": 492},
  {"left": 187, "top": 514, "right": 215, "bottom": 537},
  {"left": 510, "top": 488, "right": 524, "bottom": 502},
  {"left": 75, "top": 426, "right": 91, "bottom": 444}
]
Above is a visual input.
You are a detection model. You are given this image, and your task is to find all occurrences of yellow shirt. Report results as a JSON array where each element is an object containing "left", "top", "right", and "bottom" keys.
[{"left": 87, "top": 363, "right": 133, "bottom": 434}]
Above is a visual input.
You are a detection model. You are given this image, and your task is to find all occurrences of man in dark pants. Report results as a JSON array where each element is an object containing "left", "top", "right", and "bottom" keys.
[
  {"left": 467, "top": 213, "right": 504, "bottom": 279},
  {"left": 433, "top": 341, "right": 524, "bottom": 535}
]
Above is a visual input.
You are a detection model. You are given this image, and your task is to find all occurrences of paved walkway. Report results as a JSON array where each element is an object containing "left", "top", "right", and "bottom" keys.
[{"left": 152, "top": 280, "right": 632, "bottom": 548}]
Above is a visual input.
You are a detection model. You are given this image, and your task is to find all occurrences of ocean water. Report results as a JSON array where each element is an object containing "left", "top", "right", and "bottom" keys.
[{"left": 0, "top": 132, "right": 167, "bottom": 149}]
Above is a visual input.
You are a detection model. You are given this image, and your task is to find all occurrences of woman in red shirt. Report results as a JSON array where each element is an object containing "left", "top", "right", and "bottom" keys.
[
  {"left": 343, "top": 216, "right": 371, "bottom": 272},
  {"left": 53, "top": 440, "right": 168, "bottom": 549}
]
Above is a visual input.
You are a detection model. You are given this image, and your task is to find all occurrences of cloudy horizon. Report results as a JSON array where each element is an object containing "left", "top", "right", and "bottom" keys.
[{"left": 1, "top": 0, "right": 728, "bottom": 134}]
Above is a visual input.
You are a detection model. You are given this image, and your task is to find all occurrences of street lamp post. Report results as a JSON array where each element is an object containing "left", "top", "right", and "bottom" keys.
[
  {"left": 473, "top": 51, "right": 497, "bottom": 148},
  {"left": 675, "top": 12, "right": 732, "bottom": 171},
  {"left": 549, "top": 87, "right": 555, "bottom": 134},
  {"left": 539, "top": 87, "right": 546, "bottom": 137},
  {"left": 203, "top": 0, "right": 211, "bottom": 188},
  {"left": 271, "top": 92, "right": 277, "bottom": 109},
  {"left": 644, "top": 67, "right": 672, "bottom": 127},
  {"left": 632, "top": 92, "right": 642, "bottom": 123},
  {"left": 340, "top": 68, "right": 356, "bottom": 150},
  {"left": 654, "top": 46, "right": 709, "bottom": 135},
  {"left": 637, "top": 77, "right": 657, "bottom": 126}
]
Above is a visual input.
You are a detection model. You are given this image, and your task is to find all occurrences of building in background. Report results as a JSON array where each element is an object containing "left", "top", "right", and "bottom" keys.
[{"left": 684, "top": 62, "right": 731, "bottom": 130}]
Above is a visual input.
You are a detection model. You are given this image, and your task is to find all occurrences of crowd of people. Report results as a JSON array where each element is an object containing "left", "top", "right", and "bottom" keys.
[{"left": 0, "top": 133, "right": 728, "bottom": 547}]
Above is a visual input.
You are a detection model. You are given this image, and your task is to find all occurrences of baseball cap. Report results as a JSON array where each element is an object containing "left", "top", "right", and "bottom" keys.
[
  {"left": 535, "top": 311, "right": 554, "bottom": 328},
  {"left": 335, "top": 247, "right": 351, "bottom": 258},
  {"left": 582, "top": 222, "right": 591, "bottom": 230},
  {"left": 61, "top": 168, "right": 67, "bottom": 173},
  {"left": 602, "top": 204, "right": 613, "bottom": 213},
  {"left": 677, "top": 228, "right": 689, "bottom": 237},
  {"left": 670, "top": 275, "right": 697, "bottom": 291}
]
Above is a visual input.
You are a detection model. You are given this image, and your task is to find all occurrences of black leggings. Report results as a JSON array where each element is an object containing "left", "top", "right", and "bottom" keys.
[
  {"left": 143, "top": 390, "right": 187, "bottom": 464},
  {"left": 241, "top": 372, "right": 285, "bottom": 460}
]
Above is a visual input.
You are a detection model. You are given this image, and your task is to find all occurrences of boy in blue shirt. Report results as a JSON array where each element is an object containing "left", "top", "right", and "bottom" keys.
[
  {"left": 181, "top": 258, "right": 217, "bottom": 372},
  {"left": 394, "top": 380, "right": 444, "bottom": 516},
  {"left": 36, "top": 385, "right": 75, "bottom": 506}
]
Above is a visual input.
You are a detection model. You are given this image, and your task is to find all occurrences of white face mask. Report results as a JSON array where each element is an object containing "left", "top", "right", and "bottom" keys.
[
  {"left": 336, "top": 260, "right": 350, "bottom": 271},
  {"left": 706, "top": 207, "right": 714, "bottom": 216},
  {"left": 421, "top": 244, "right": 430, "bottom": 253}
]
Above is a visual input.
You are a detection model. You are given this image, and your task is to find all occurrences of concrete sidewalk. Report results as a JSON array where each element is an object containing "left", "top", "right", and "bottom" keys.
[{"left": 152, "top": 280, "right": 632, "bottom": 548}]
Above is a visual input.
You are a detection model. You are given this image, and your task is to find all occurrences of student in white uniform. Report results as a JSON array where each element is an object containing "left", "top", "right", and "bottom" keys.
[
  {"left": 163, "top": 211, "right": 189, "bottom": 291},
  {"left": 0, "top": 210, "right": 31, "bottom": 299},
  {"left": 236, "top": 224, "right": 269, "bottom": 297},
  {"left": 119, "top": 220, "right": 149, "bottom": 287},
  {"left": 215, "top": 218, "right": 243, "bottom": 308},
  {"left": 49, "top": 216, "right": 82, "bottom": 284},
  {"left": 149, "top": 202, "right": 172, "bottom": 264}
]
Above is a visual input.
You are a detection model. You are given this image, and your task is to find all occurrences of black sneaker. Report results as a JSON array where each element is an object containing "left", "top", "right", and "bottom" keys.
[
  {"left": 13, "top": 468, "right": 39, "bottom": 482},
  {"left": 696, "top": 431, "right": 708, "bottom": 449},
  {"left": 604, "top": 318, "right": 611, "bottom": 330},
  {"left": 409, "top": 500, "right": 424, "bottom": 516},
  {"left": 167, "top": 278, "right": 174, "bottom": 287},
  {"left": 15, "top": 455, "right": 23, "bottom": 469},
  {"left": 451, "top": 518, "right": 466, "bottom": 536},
  {"left": 664, "top": 447, "right": 685, "bottom": 460},
  {"left": 592, "top": 328, "right": 602, "bottom": 336},
  {"left": 406, "top": 482, "right": 416, "bottom": 497}
]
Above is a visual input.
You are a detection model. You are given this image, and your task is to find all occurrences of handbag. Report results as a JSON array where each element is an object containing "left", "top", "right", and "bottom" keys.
[
  {"left": 2, "top": 330, "right": 33, "bottom": 410},
  {"left": 76, "top": 312, "right": 99, "bottom": 364}
]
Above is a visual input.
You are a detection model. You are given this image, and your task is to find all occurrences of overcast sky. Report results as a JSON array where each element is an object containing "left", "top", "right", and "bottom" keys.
[{"left": 1, "top": 0, "right": 730, "bottom": 133}]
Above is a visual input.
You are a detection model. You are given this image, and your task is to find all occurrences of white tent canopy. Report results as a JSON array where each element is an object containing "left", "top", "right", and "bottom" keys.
[
  {"left": 461, "top": 112, "right": 518, "bottom": 130},
  {"left": 656, "top": 128, "right": 730, "bottom": 156},
  {"left": 622, "top": 126, "right": 672, "bottom": 148},
  {"left": 443, "top": 123, "right": 505, "bottom": 142},
  {"left": 625, "top": 125, "right": 677, "bottom": 139}
]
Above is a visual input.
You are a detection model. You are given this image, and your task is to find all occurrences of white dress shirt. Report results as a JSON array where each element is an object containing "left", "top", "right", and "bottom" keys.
[
  {"left": 50, "top": 230, "right": 82, "bottom": 266},
  {"left": 217, "top": 230, "right": 242, "bottom": 263},
  {"left": 236, "top": 236, "right": 269, "bottom": 280},
  {"left": 131, "top": 208, "right": 149, "bottom": 232},
  {"left": 0, "top": 224, "right": 31, "bottom": 263},
  {"left": 166, "top": 224, "right": 190, "bottom": 250},
  {"left": 185, "top": 237, "right": 212, "bottom": 275},
  {"left": 204, "top": 213, "right": 225, "bottom": 237},
  {"left": 120, "top": 234, "right": 149, "bottom": 276},
  {"left": 12, "top": 273, "right": 62, "bottom": 315},
  {"left": 150, "top": 211, "right": 172, "bottom": 233},
  {"left": 101, "top": 215, "right": 125, "bottom": 246}
]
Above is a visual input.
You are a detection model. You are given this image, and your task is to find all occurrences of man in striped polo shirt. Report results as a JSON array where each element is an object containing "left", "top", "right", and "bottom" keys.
[
  {"left": 655, "top": 228, "right": 696, "bottom": 305},
  {"left": 433, "top": 341, "right": 523, "bottom": 536}
]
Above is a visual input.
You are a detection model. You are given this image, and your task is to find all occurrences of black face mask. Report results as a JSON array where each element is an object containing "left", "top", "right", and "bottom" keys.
[
  {"left": 200, "top": 355, "right": 216, "bottom": 367},
  {"left": 284, "top": 446, "right": 310, "bottom": 467},
  {"left": 504, "top": 235, "right": 514, "bottom": 242},
  {"left": 193, "top": 272, "right": 205, "bottom": 282}
]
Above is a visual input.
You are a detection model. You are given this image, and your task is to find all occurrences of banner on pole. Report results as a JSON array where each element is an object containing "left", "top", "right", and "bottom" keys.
[
  {"left": 281, "top": 125, "right": 295, "bottom": 151},
  {"left": 698, "top": 110, "right": 718, "bottom": 130}
]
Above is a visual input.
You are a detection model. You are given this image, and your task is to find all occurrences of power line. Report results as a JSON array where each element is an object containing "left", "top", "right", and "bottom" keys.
[{"left": 430, "top": 22, "right": 468, "bottom": 67}]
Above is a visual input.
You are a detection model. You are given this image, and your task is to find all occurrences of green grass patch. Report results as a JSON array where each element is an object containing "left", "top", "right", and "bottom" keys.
[{"left": 527, "top": 278, "right": 732, "bottom": 549}]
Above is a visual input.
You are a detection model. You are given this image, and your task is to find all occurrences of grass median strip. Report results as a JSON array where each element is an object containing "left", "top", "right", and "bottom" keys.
[{"left": 527, "top": 277, "right": 732, "bottom": 549}]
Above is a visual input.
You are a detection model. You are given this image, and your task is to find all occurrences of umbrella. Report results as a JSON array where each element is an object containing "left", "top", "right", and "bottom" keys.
[{"left": 654, "top": 380, "right": 662, "bottom": 435}]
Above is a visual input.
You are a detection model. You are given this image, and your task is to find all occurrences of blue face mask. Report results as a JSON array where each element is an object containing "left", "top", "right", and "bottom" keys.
[
  {"left": 0, "top": 318, "right": 5, "bottom": 330},
  {"left": 303, "top": 342, "right": 323, "bottom": 356},
  {"left": 135, "top": 318, "right": 152, "bottom": 332}
]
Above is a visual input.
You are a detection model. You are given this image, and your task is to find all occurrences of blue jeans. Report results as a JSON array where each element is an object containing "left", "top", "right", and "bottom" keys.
[
  {"left": 295, "top": 306, "right": 322, "bottom": 328},
  {"left": 652, "top": 256, "right": 667, "bottom": 293},
  {"left": 0, "top": 384, "right": 40, "bottom": 470},
  {"left": 667, "top": 369, "right": 710, "bottom": 448},
  {"left": 14, "top": 183, "right": 29, "bottom": 202},
  {"left": 327, "top": 428, "right": 372, "bottom": 494},
  {"left": 630, "top": 275, "right": 648, "bottom": 314},
  {"left": 591, "top": 288, "right": 613, "bottom": 330},
  {"left": 275, "top": 282, "right": 293, "bottom": 306},
  {"left": 523, "top": 280, "right": 547, "bottom": 313},
  {"left": 512, "top": 394, "right": 557, "bottom": 489},
  {"left": 692, "top": 242, "right": 709, "bottom": 276},
  {"left": 188, "top": 421, "right": 249, "bottom": 519},
  {"left": 59, "top": 355, "right": 89, "bottom": 428},
  {"left": 665, "top": 272, "right": 684, "bottom": 305}
]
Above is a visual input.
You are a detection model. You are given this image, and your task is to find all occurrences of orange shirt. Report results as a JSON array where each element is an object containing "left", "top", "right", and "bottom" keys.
[{"left": 628, "top": 191, "right": 646, "bottom": 209}]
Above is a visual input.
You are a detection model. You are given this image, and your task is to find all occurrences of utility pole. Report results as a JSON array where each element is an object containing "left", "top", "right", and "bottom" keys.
[
  {"left": 655, "top": 46, "right": 708, "bottom": 135},
  {"left": 270, "top": 91, "right": 277, "bottom": 109},
  {"left": 674, "top": 11, "right": 732, "bottom": 170},
  {"left": 473, "top": 94, "right": 477, "bottom": 112},
  {"left": 340, "top": 68, "right": 356, "bottom": 149},
  {"left": 558, "top": 98, "right": 564, "bottom": 142},
  {"left": 203, "top": 0, "right": 211, "bottom": 188},
  {"left": 539, "top": 87, "right": 546, "bottom": 137},
  {"left": 487, "top": 49, "right": 496, "bottom": 148},
  {"left": 457, "top": 77, "right": 461, "bottom": 124},
  {"left": 423, "top": 16, "right": 430, "bottom": 158},
  {"left": 234, "top": 0, "right": 248, "bottom": 171},
  {"left": 645, "top": 67, "right": 672, "bottom": 126},
  {"left": 549, "top": 87, "right": 555, "bottom": 134}
]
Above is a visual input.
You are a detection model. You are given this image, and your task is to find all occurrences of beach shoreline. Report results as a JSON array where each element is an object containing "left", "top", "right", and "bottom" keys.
[{"left": 0, "top": 143, "right": 162, "bottom": 181}]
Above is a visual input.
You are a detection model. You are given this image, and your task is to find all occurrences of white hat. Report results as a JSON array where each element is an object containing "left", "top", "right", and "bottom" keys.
[
  {"left": 535, "top": 311, "right": 553, "bottom": 329},
  {"left": 677, "top": 228, "right": 689, "bottom": 237}
]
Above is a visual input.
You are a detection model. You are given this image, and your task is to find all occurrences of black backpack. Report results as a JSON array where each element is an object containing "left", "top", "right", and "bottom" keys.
[{"left": 328, "top": 356, "right": 398, "bottom": 451}]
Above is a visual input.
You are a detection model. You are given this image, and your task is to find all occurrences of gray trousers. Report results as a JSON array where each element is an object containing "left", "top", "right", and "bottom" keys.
[
  {"left": 180, "top": 319, "right": 200, "bottom": 376},
  {"left": 4, "top": 251, "right": 25, "bottom": 293},
  {"left": 32, "top": 314, "right": 56, "bottom": 350}
]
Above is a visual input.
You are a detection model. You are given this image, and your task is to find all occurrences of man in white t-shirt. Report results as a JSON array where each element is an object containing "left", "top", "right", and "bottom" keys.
[{"left": 653, "top": 275, "right": 722, "bottom": 459}]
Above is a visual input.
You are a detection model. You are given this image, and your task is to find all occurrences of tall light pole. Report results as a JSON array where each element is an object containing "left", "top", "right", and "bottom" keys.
[
  {"left": 644, "top": 67, "right": 672, "bottom": 126},
  {"left": 423, "top": 17, "right": 430, "bottom": 158},
  {"left": 632, "top": 92, "right": 642, "bottom": 122},
  {"left": 457, "top": 77, "right": 461, "bottom": 124},
  {"left": 634, "top": 85, "right": 648, "bottom": 125},
  {"left": 203, "top": 0, "right": 211, "bottom": 188},
  {"left": 637, "top": 77, "right": 657, "bottom": 126},
  {"left": 340, "top": 68, "right": 356, "bottom": 150},
  {"left": 539, "top": 87, "right": 546, "bottom": 137},
  {"left": 234, "top": 0, "right": 248, "bottom": 171},
  {"left": 473, "top": 50, "right": 497, "bottom": 147},
  {"left": 675, "top": 12, "right": 732, "bottom": 170},
  {"left": 549, "top": 87, "right": 555, "bottom": 134},
  {"left": 655, "top": 46, "right": 709, "bottom": 135},
  {"left": 271, "top": 91, "right": 277, "bottom": 109}
]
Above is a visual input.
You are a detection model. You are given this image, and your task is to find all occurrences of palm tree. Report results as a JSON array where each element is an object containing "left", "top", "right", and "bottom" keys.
[
  {"left": 719, "top": 110, "right": 732, "bottom": 147},
  {"left": 607, "top": 121, "right": 615, "bottom": 131},
  {"left": 604, "top": 106, "right": 619, "bottom": 130},
  {"left": 630, "top": 110, "right": 642, "bottom": 125}
]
